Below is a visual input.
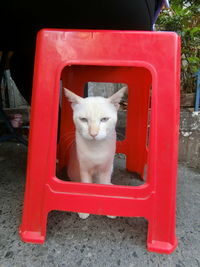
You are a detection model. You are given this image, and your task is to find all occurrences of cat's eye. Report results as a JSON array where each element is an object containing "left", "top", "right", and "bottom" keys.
[
  {"left": 79, "top": 117, "right": 88, "bottom": 122},
  {"left": 100, "top": 117, "right": 110, "bottom": 122}
]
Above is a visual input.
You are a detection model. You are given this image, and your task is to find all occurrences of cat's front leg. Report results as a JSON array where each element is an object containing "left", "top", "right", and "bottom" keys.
[
  {"left": 80, "top": 170, "right": 93, "bottom": 184},
  {"left": 78, "top": 212, "right": 90, "bottom": 219},
  {"left": 97, "top": 165, "right": 113, "bottom": 185},
  {"left": 98, "top": 165, "right": 117, "bottom": 219},
  {"left": 78, "top": 170, "right": 93, "bottom": 219}
]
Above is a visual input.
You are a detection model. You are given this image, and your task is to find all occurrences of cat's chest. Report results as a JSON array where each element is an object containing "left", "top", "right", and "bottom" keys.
[
  {"left": 77, "top": 140, "right": 115, "bottom": 165},
  {"left": 80, "top": 145, "right": 111, "bottom": 163}
]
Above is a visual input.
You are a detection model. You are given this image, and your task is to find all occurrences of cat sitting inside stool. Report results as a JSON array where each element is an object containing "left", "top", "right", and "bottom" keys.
[{"left": 64, "top": 87, "right": 126, "bottom": 219}]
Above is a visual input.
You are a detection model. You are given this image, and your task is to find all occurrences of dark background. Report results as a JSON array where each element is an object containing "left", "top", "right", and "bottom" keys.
[{"left": 0, "top": 0, "right": 158, "bottom": 103}]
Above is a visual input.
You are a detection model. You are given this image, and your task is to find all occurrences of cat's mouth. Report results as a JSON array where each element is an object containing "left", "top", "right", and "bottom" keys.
[
  {"left": 87, "top": 134, "right": 105, "bottom": 141},
  {"left": 79, "top": 130, "right": 106, "bottom": 141},
  {"left": 89, "top": 136, "right": 99, "bottom": 141}
]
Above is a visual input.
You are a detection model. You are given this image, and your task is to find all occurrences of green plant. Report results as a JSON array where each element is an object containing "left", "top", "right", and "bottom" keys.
[{"left": 156, "top": 0, "right": 200, "bottom": 93}]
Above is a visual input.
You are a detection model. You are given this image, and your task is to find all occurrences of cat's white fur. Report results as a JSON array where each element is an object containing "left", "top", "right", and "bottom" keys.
[{"left": 64, "top": 87, "right": 126, "bottom": 219}]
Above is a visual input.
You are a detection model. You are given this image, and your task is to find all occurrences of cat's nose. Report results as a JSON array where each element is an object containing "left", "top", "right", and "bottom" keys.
[
  {"left": 89, "top": 125, "right": 99, "bottom": 138},
  {"left": 90, "top": 132, "right": 98, "bottom": 138}
]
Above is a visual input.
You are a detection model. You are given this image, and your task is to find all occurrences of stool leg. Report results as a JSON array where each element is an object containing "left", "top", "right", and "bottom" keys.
[
  {"left": 146, "top": 73, "right": 179, "bottom": 253},
  {"left": 125, "top": 69, "right": 151, "bottom": 177},
  {"left": 19, "top": 85, "right": 59, "bottom": 243},
  {"left": 58, "top": 68, "right": 85, "bottom": 169},
  {"left": 20, "top": 49, "right": 61, "bottom": 243}
]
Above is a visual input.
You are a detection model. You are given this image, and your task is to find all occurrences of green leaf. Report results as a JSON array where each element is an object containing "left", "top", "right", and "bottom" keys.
[
  {"left": 190, "top": 27, "right": 200, "bottom": 34},
  {"left": 188, "top": 57, "right": 200, "bottom": 64}
]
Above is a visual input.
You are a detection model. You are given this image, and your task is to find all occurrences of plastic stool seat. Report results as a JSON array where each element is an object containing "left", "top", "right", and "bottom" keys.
[{"left": 19, "top": 29, "right": 180, "bottom": 254}]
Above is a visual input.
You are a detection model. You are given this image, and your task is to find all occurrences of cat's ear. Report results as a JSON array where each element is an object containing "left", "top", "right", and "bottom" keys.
[
  {"left": 109, "top": 87, "right": 127, "bottom": 110},
  {"left": 63, "top": 88, "right": 83, "bottom": 105}
]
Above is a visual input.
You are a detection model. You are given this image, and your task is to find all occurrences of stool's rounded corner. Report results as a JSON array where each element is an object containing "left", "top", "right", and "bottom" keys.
[
  {"left": 147, "top": 238, "right": 178, "bottom": 254},
  {"left": 19, "top": 226, "right": 45, "bottom": 244}
]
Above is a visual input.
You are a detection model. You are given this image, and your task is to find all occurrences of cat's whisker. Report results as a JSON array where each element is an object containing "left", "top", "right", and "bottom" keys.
[
  {"left": 61, "top": 131, "right": 76, "bottom": 138},
  {"left": 59, "top": 133, "right": 76, "bottom": 143},
  {"left": 61, "top": 136, "right": 75, "bottom": 144},
  {"left": 61, "top": 136, "right": 75, "bottom": 142},
  {"left": 65, "top": 130, "right": 76, "bottom": 135},
  {"left": 63, "top": 139, "right": 75, "bottom": 152}
]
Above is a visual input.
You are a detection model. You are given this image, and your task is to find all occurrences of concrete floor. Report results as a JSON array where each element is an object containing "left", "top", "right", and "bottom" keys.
[{"left": 0, "top": 142, "right": 200, "bottom": 267}]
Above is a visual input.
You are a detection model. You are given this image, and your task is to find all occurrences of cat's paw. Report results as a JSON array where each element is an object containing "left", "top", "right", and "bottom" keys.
[
  {"left": 107, "top": 215, "right": 117, "bottom": 219},
  {"left": 78, "top": 212, "right": 90, "bottom": 219}
]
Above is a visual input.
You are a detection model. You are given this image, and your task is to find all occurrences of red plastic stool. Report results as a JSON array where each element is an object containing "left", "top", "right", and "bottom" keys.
[{"left": 19, "top": 29, "right": 180, "bottom": 254}]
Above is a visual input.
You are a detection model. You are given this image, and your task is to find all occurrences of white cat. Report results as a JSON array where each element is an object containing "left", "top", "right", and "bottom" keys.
[{"left": 64, "top": 87, "right": 126, "bottom": 219}]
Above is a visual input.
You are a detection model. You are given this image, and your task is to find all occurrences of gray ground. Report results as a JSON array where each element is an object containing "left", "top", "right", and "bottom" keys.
[{"left": 0, "top": 142, "right": 200, "bottom": 267}]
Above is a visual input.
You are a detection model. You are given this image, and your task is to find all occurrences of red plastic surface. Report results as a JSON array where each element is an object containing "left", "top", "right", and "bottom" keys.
[{"left": 19, "top": 29, "right": 180, "bottom": 254}]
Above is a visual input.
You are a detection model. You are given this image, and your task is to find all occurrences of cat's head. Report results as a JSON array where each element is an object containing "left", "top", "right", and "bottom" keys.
[{"left": 64, "top": 87, "right": 126, "bottom": 141}]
